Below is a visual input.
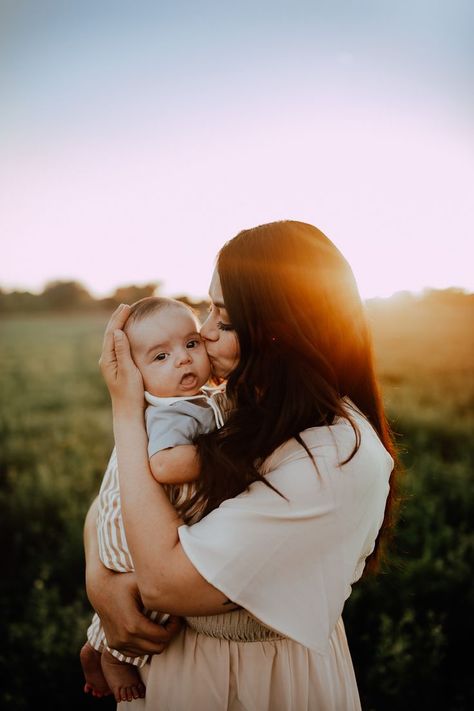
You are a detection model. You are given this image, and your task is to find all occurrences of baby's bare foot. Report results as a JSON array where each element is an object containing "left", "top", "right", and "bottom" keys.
[
  {"left": 80, "top": 642, "right": 113, "bottom": 698},
  {"left": 101, "top": 649, "right": 146, "bottom": 703}
]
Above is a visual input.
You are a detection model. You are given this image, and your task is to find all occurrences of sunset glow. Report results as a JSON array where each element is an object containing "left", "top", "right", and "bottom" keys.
[{"left": 1, "top": 2, "right": 472, "bottom": 301}]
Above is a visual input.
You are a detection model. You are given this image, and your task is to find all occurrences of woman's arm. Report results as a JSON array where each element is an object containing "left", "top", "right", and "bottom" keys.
[
  {"left": 99, "top": 305, "right": 240, "bottom": 615},
  {"left": 114, "top": 413, "right": 237, "bottom": 613},
  {"left": 84, "top": 497, "right": 183, "bottom": 655},
  {"left": 149, "top": 445, "right": 200, "bottom": 484}
]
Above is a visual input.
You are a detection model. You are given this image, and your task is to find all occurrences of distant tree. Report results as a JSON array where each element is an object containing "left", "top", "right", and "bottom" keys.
[
  {"left": 96, "top": 297, "right": 119, "bottom": 312},
  {"left": 174, "top": 294, "right": 209, "bottom": 323},
  {"left": 2, "top": 283, "right": 469, "bottom": 317},
  {"left": 110, "top": 283, "right": 161, "bottom": 306},
  {"left": 0, "top": 288, "right": 42, "bottom": 313},
  {"left": 41, "top": 281, "right": 93, "bottom": 311},
  {"left": 421, "top": 287, "right": 474, "bottom": 307}
]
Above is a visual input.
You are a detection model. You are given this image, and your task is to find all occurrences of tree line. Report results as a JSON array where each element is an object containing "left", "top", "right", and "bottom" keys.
[
  {"left": 1, "top": 280, "right": 472, "bottom": 316},
  {"left": 0, "top": 280, "right": 207, "bottom": 314}
]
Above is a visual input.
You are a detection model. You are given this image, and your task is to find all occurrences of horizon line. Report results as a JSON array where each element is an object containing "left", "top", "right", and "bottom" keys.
[{"left": 0, "top": 281, "right": 473, "bottom": 304}]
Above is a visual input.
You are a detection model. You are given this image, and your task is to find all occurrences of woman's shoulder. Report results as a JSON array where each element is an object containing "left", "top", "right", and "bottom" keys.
[{"left": 261, "top": 397, "right": 393, "bottom": 478}]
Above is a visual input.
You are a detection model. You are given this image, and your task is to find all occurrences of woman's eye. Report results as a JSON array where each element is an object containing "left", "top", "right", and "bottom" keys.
[
  {"left": 154, "top": 353, "right": 167, "bottom": 361},
  {"left": 217, "top": 321, "right": 235, "bottom": 332}
]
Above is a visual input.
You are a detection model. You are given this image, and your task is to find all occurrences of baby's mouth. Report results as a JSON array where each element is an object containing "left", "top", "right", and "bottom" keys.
[{"left": 181, "top": 372, "right": 198, "bottom": 388}]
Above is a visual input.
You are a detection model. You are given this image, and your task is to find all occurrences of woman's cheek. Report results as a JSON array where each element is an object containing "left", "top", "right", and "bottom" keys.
[
  {"left": 231, "top": 334, "right": 240, "bottom": 362},
  {"left": 224, "top": 333, "right": 240, "bottom": 372}
]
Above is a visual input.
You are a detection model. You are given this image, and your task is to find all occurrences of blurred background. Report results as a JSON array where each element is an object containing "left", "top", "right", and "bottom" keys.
[{"left": 1, "top": 1, "right": 473, "bottom": 709}]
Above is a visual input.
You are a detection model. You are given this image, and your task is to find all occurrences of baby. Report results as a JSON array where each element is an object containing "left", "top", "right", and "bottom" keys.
[{"left": 80, "top": 296, "right": 225, "bottom": 703}]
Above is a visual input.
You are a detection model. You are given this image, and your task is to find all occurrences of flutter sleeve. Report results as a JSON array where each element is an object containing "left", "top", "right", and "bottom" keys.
[{"left": 178, "top": 412, "right": 393, "bottom": 654}]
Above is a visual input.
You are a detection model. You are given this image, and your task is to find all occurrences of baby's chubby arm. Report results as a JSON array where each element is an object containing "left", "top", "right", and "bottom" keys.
[{"left": 149, "top": 445, "right": 200, "bottom": 484}]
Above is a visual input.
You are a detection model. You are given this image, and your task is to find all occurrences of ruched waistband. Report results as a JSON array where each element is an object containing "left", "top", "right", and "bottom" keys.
[{"left": 184, "top": 609, "right": 285, "bottom": 642}]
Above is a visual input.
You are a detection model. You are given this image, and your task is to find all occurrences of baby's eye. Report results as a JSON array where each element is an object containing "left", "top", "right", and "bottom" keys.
[
  {"left": 154, "top": 352, "right": 168, "bottom": 361},
  {"left": 186, "top": 339, "right": 200, "bottom": 349}
]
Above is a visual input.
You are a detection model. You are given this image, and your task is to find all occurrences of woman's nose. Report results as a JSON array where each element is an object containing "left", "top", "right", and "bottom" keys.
[{"left": 200, "top": 315, "right": 218, "bottom": 342}]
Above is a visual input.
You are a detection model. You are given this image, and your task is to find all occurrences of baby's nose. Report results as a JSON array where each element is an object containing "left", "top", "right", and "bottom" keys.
[{"left": 176, "top": 350, "right": 192, "bottom": 366}]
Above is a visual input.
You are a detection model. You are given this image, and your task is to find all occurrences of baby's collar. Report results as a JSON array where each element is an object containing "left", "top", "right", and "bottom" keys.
[{"left": 144, "top": 389, "right": 211, "bottom": 407}]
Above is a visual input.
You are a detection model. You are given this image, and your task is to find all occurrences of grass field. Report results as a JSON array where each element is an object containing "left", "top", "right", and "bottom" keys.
[{"left": 0, "top": 295, "right": 473, "bottom": 710}]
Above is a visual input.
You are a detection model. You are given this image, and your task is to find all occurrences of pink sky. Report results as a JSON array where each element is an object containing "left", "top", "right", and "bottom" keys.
[{"left": 1, "top": 2, "right": 473, "bottom": 300}]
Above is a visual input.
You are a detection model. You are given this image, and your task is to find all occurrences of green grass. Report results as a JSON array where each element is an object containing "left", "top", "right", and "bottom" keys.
[
  {"left": 0, "top": 302, "right": 473, "bottom": 710},
  {"left": 0, "top": 314, "right": 115, "bottom": 710}
]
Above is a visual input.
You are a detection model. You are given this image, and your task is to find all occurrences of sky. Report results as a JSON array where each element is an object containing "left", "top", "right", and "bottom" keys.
[{"left": 1, "top": 0, "right": 473, "bottom": 300}]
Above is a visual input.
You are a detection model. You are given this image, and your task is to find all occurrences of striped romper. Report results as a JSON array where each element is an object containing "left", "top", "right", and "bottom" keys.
[{"left": 86, "top": 387, "right": 226, "bottom": 667}]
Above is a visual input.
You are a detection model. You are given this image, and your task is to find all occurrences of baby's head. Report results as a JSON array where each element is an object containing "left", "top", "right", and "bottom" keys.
[{"left": 124, "top": 297, "right": 211, "bottom": 398}]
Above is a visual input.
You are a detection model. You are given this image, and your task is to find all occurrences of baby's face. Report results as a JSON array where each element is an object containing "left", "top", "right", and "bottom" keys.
[{"left": 126, "top": 305, "right": 211, "bottom": 398}]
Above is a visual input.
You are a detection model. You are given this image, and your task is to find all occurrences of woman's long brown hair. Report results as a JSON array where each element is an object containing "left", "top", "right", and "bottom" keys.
[{"left": 184, "top": 220, "right": 400, "bottom": 574}]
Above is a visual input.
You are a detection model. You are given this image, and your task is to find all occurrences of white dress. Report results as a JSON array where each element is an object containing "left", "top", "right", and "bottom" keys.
[{"left": 118, "top": 399, "right": 394, "bottom": 711}]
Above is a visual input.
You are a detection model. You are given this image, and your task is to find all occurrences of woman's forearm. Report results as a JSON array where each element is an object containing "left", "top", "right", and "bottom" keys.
[
  {"left": 114, "top": 410, "right": 238, "bottom": 615},
  {"left": 83, "top": 494, "right": 183, "bottom": 654},
  {"left": 113, "top": 409, "right": 185, "bottom": 602}
]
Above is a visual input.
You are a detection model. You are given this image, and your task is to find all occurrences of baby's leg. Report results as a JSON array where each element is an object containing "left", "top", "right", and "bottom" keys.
[
  {"left": 100, "top": 649, "right": 146, "bottom": 703},
  {"left": 80, "top": 641, "right": 112, "bottom": 698}
]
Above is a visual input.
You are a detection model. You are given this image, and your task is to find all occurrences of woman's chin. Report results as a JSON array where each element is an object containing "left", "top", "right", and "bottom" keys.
[
  {"left": 210, "top": 367, "right": 228, "bottom": 382},
  {"left": 211, "top": 373, "right": 224, "bottom": 383},
  {"left": 208, "top": 354, "right": 238, "bottom": 382}
]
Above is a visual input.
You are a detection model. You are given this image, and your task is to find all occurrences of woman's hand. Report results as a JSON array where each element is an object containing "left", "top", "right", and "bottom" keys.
[
  {"left": 84, "top": 496, "right": 182, "bottom": 656},
  {"left": 92, "top": 570, "right": 183, "bottom": 657},
  {"left": 99, "top": 304, "right": 144, "bottom": 413}
]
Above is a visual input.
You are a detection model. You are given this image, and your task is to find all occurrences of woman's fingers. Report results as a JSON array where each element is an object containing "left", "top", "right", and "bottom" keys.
[
  {"left": 116, "top": 639, "right": 167, "bottom": 657},
  {"left": 108, "top": 615, "right": 183, "bottom": 657},
  {"left": 98, "top": 305, "right": 145, "bottom": 407},
  {"left": 107, "top": 303, "right": 131, "bottom": 332},
  {"left": 99, "top": 304, "right": 131, "bottom": 370},
  {"left": 113, "top": 329, "right": 132, "bottom": 365},
  {"left": 136, "top": 613, "right": 182, "bottom": 643},
  {"left": 162, "top": 614, "right": 183, "bottom": 638}
]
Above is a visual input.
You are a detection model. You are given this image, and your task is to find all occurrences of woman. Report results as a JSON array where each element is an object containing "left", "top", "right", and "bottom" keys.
[{"left": 85, "top": 220, "right": 398, "bottom": 710}]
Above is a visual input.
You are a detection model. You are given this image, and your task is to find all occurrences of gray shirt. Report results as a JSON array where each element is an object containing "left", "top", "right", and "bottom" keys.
[{"left": 144, "top": 390, "right": 224, "bottom": 458}]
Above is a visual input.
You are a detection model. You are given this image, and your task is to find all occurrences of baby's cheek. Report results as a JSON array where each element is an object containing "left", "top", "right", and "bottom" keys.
[
  {"left": 201, "top": 354, "right": 212, "bottom": 377},
  {"left": 141, "top": 367, "right": 156, "bottom": 392}
]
